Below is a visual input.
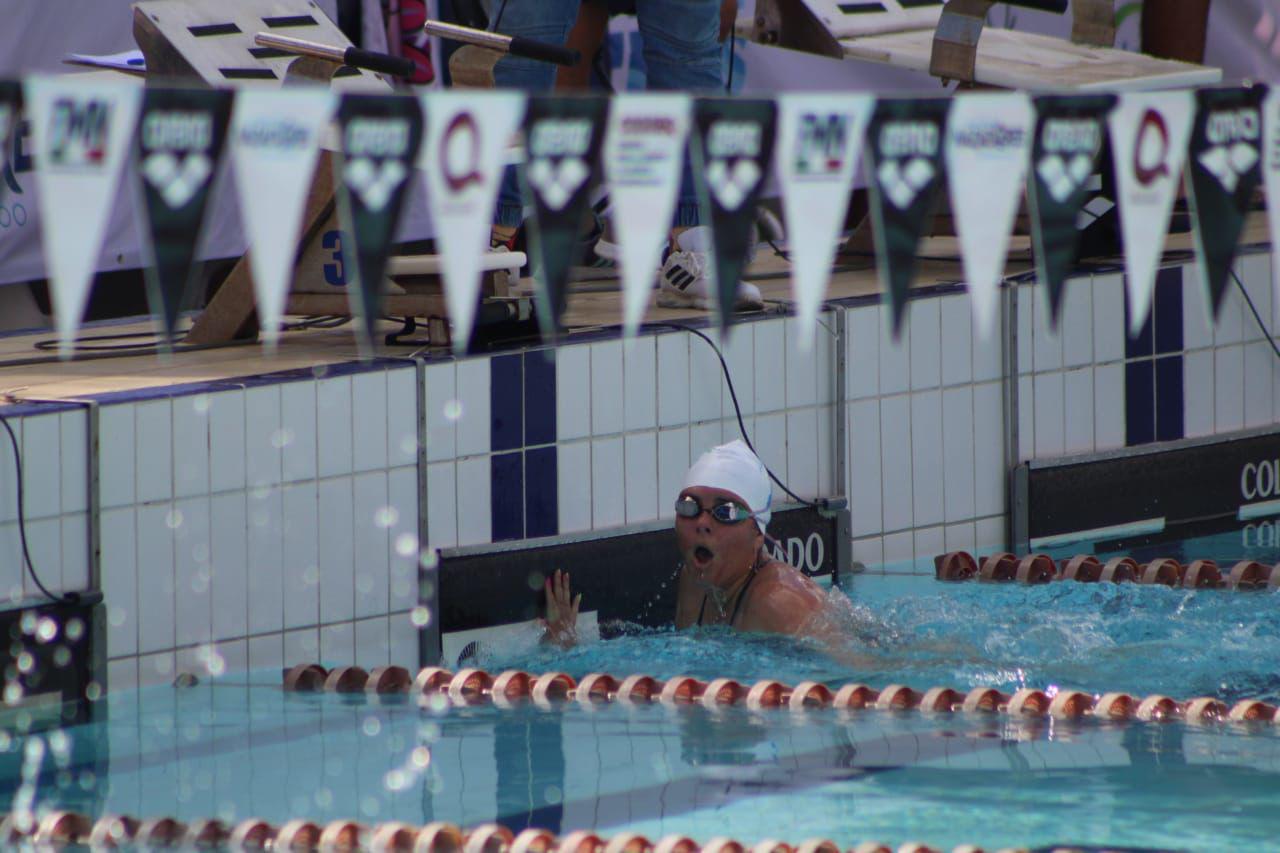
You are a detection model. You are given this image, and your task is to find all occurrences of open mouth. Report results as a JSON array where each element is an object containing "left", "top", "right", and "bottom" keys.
[{"left": 692, "top": 545, "right": 715, "bottom": 568}]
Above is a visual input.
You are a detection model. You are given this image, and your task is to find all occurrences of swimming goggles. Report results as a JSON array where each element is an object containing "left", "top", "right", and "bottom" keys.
[{"left": 674, "top": 495, "right": 759, "bottom": 525}]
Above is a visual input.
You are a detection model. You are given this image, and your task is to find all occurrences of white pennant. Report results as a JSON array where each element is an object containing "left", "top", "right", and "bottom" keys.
[
  {"left": 603, "top": 94, "right": 692, "bottom": 338},
  {"left": 419, "top": 90, "right": 526, "bottom": 353},
  {"left": 945, "top": 92, "right": 1033, "bottom": 341},
  {"left": 1264, "top": 87, "right": 1280, "bottom": 309},
  {"left": 775, "top": 94, "right": 871, "bottom": 352},
  {"left": 26, "top": 77, "right": 141, "bottom": 356},
  {"left": 1107, "top": 90, "right": 1194, "bottom": 336},
  {"left": 229, "top": 88, "right": 334, "bottom": 349}
]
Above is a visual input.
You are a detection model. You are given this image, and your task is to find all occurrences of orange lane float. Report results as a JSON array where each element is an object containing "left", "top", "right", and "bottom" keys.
[
  {"left": 1092, "top": 692, "right": 1136, "bottom": 720},
  {"left": 531, "top": 672, "right": 577, "bottom": 708},
  {"left": 750, "top": 840, "right": 794, "bottom": 853},
  {"left": 701, "top": 838, "right": 745, "bottom": 853},
  {"left": 1138, "top": 558, "right": 1182, "bottom": 587},
  {"left": 1059, "top": 554, "right": 1102, "bottom": 582},
  {"left": 961, "top": 687, "right": 1008, "bottom": 714},
  {"left": 874, "top": 684, "right": 921, "bottom": 711},
  {"left": 1228, "top": 699, "right": 1277, "bottom": 723},
  {"left": 978, "top": 552, "right": 1017, "bottom": 582},
  {"left": 284, "top": 663, "right": 329, "bottom": 691},
  {"left": 558, "top": 830, "right": 606, "bottom": 853},
  {"left": 653, "top": 836, "right": 700, "bottom": 853},
  {"left": 617, "top": 674, "right": 660, "bottom": 703},
  {"left": 1099, "top": 557, "right": 1139, "bottom": 583},
  {"left": 701, "top": 677, "right": 747, "bottom": 708},
  {"left": 1135, "top": 695, "right": 1180, "bottom": 722},
  {"left": 324, "top": 666, "right": 370, "bottom": 693},
  {"left": 1005, "top": 688, "right": 1050, "bottom": 717},
  {"left": 1181, "top": 559, "right": 1222, "bottom": 589},
  {"left": 577, "top": 673, "right": 621, "bottom": 705},
  {"left": 1183, "top": 697, "right": 1228, "bottom": 723},
  {"left": 746, "top": 680, "right": 791, "bottom": 709},
  {"left": 229, "top": 818, "right": 276, "bottom": 850},
  {"left": 463, "top": 823, "right": 514, "bottom": 853},
  {"left": 276, "top": 819, "right": 323, "bottom": 850},
  {"left": 89, "top": 814, "right": 139, "bottom": 848},
  {"left": 1047, "top": 690, "right": 1095, "bottom": 720},
  {"left": 1226, "top": 560, "right": 1273, "bottom": 589},
  {"left": 919, "top": 686, "right": 962, "bottom": 713},
  {"left": 935, "top": 550, "right": 1280, "bottom": 591},
  {"left": 603, "top": 832, "right": 653, "bottom": 853},
  {"left": 366, "top": 665, "right": 414, "bottom": 695},
  {"left": 511, "top": 828, "right": 559, "bottom": 853},
  {"left": 414, "top": 667, "right": 455, "bottom": 696},
  {"left": 416, "top": 822, "right": 465, "bottom": 853},
  {"left": 136, "top": 816, "right": 186, "bottom": 848},
  {"left": 1014, "top": 554, "right": 1055, "bottom": 584},
  {"left": 319, "top": 820, "right": 365, "bottom": 852},
  {"left": 370, "top": 822, "right": 420, "bottom": 853},
  {"left": 935, "top": 550, "right": 978, "bottom": 581},
  {"left": 793, "top": 840, "right": 841, "bottom": 853},
  {"left": 832, "top": 683, "right": 878, "bottom": 710},
  {"left": 33, "top": 811, "right": 90, "bottom": 847},
  {"left": 788, "top": 681, "right": 834, "bottom": 710},
  {"left": 186, "top": 818, "right": 230, "bottom": 848},
  {"left": 659, "top": 676, "right": 707, "bottom": 706}
]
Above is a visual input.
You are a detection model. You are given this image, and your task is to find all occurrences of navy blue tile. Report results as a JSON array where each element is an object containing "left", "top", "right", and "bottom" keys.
[
  {"left": 491, "top": 354, "right": 523, "bottom": 452},
  {"left": 524, "top": 446, "right": 559, "bottom": 539},
  {"left": 524, "top": 349, "right": 557, "bottom": 447},
  {"left": 490, "top": 451, "right": 524, "bottom": 542},
  {"left": 1124, "top": 275, "right": 1154, "bottom": 359},
  {"left": 1155, "top": 355, "right": 1184, "bottom": 443},
  {"left": 1154, "top": 267, "right": 1183, "bottom": 355},
  {"left": 1125, "top": 360, "right": 1155, "bottom": 447}
]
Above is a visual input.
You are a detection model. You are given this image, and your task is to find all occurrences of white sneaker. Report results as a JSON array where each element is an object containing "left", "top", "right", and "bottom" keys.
[{"left": 657, "top": 226, "right": 763, "bottom": 310}]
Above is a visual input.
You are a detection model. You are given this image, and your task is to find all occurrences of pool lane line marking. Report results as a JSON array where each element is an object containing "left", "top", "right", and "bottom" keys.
[
  {"left": 1030, "top": 517, "right": 1165, "bottom": 550},
  {"left": 1238, "top": 499, "right": 1280, "bottom": 521}
]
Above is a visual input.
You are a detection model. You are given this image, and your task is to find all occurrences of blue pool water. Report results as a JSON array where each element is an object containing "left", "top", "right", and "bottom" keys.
[{"left": 3, "top": 521, "right": 1279, "bottom": 851}]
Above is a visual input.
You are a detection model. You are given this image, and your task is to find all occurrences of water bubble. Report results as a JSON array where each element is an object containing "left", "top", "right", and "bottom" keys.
[
  {"left": 108, "top": 607, "right": 126, "bottom": 627},
  {"left": 271, "top": 428, "right": 293, "bottom": 449},
  {"left": 392, "top": 579, "right": 413, "bottom": 600},
  {"left": 193, "top": 543, "right": 211, "bottom": 564},
  {"left": 420, "top": 579, "right": 436, "bottom": 598},
  {"left": 360, "top": 797, "right": 380, "bottom": 818},
  {"left": 4, "top": 683, "right": 24, "bottom": 704},
  {"left": 544, "top": 785, "right": 563, "bottom": 804},
  {"left": 78, "top": 770, "right": 96, "bottom": 790},
  {"left": 53, "top": 647, "right": 71, "bottom": 668},
  {"left": 375, "top": 506, "right": 400, "bottom": 529},
  {"left": 85, "top": 681, "right": 102, "bottom": 701},
  {"left": 399, "top": 436, "right": 419, "bottom": 456},
  {"left": 65, "top": 619, "right": 84, "bottom": 641},
  {"left": 20, "top": 612, "right": 37, "bottom": 635},
  {"left": 166, "top": 509, "right": 185, "bottom": 530},
  {"left": 314, "top": 788, "right": 333, "bottom": 808},
  {"left": 191, "top": 573, "right": 210, "bottom": 594},
  {"left": 36, "top": 618, "right": 58, "bottom": 643},
  {"left": 356, "top": 575, "right": 374, "bottom": 595},
  {"left": 419, "top": 549, "right": 439, "bottom": 570},
  {"left": 395, "top": 533, "right": 418, "bottom": 557},
  {"left": 303, "top": 565, "right": 320, "bottom": 585},
  {"left": 47, "top": 731, "right": 68, "bottom": 754},
  {"left": 417, "top": 721, "right": 441, "bottom": 742},
  {"left": 410, "top": 607, "right": 432, "bottom": 628},
  {"left": 527, "top": 571, "right": 546, "bottom": 591},
  {"left": 0, "top": 731, "right": 10, "bottom": 750},
  {"left": 384, "top": 769, "right": 409, "bottom": 791},
  {"left": 325, "top": 756, "right": 345, "bottom": 777},
  {"left": 192, "top": 395, "right": 211, "bottom": 414},
  {"left": 411, "top": 746, "right": 431, "bottom": 769},
  {"left": 443, "top": 399, "right": 463, "bottom": 421},
  {"left": 16, "top": 651, "right": 33, "bottom": 674},
  {"left": 362, "top": 716, "right": 382, "bottom": 737}
]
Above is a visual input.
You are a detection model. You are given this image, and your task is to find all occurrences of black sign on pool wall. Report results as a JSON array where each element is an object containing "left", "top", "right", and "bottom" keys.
[
  {"left": 133, "top": 86, "right": 233, "bottom": 344},
  {"left": 689, "top": 98, "right": 777, "bottom": 333},
  {"left": 1186, "top": 84, "right": 1266, "bottom": 322},
  {"left": 0, "top": 80, "right": 20, "bottom": 184},
  {"left": 430, "top": 506, "right": 849, "bottom": 665},
  {"left": 1026, "top": 93, "right": 1116, "bottom": 328},
  {"left": 1013, "top": 428, "right": 1280, "bottom": 553},
  {"left": 864, "top": 98, "right": 949, "bottom": 336},
  {"left": 518, "top": 96, "right": 607, "bottom": 344},
  {"left": 335, "top": 93, "right": 425, "bottom": 352}
]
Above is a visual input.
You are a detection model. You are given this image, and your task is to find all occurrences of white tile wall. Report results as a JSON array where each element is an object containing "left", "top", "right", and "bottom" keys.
[
  {"left": 1214, "top": 345, "right": 1245, "bottom": 433},
  {"left": 785, "top": 408, "right": 818, "bottom": 499},
  {"left": 944, "top": 521, "right": 975, "bottom": 554},
  {"left": 848, "top": 400, "right": 884, "bottom": 537},
  {"left": 1031, "top": 285, "right": 1063, "bottom": 373},
  {"left": 282, "top": 482, "right": 319, "bottom": 629},
  {"left": 353, "top": 471, "right": 389, "bottom": 619},
  {"left": 354, "top": 616, "right": 390, "bottom": 668},
  {"left": 425, "top": 461, "right": 458, "bottom": 549},
  {"left": 1093, "top": 274, "right": 1125, "bottom": 363},
  {"left": 913, "top": 525, "right": 945, "bottom": 572},
  {"left": 24, "top": 518, "right": 59, "bottom": 598},
  {"left": 1033, "top": 372, "right": 1065, "bottom": 458},
  {"left": 941, "top": 388, "right": 974, "bottom": 523},
  {"left": 21, "top": 413, "right": 61, "bottom": 518},
  {"left": 910, "top": 391, "right": 943, "bottom": 527},
  {"left": 352, "top": 372, "right": 389, "bottom": 473},
  {"left": 425, "top": 362, "right": 458, "bottom": 460},
  {"left": 883, "top": 530, "right": 913, "bottom": 572},
  {"left": 624, "top": 337, "right": 658, "bottom": 432},
  {"left": 455, "top": 358, "right": 490, "bottom": 457},
  {"left": 816, "top": 405, "right": 835, "bottom": 497},
  {"left": 591, "top": 340, "right": 624, "bottom": 436},
  {"left": 754, "top": 320, "right": 786, "bottom": 413},
  {"left": 1016, "top": 287, "right": 1033, "bottom": 374},
  {"left": 849, "top": 536, "right": 882, "bottom": 569},
  {"left": 283, "top": 626, "right": 320, "bottom": 665},
  {"left": 657, "top": 428, "right": 690, "bottom": 521},
  {"left": 1063, "top": 368, "right": 1095, "bottom": 454},
  {"left": 0, "top": 523, "right": 20, "bottom": 600},
  {"left": 101, "top": 507, "right": 137, "bottom": 656},
  {"left": 99, "top": 405, "right": 135, "bottom": 509},
  {"left": 847, "top": 305, "right": 879, "bottom": 400},
  {"left": 909, "top": 299, "right": 941, "bottom": 390},
  {"left": 389, "top": 611, "right": 419, "bottom": 668},
  {"left": 209, "top": 390, "right": 247, "bottom": 494},
  {"left": 1094, "top": 364, "right": 1125, "bottom": 451},
  {"left": 879, "top": 395, "right": 912, "bottom": 532},
  {"left": 975, "top": 515, "right": 1006, "bottom": 552},
  {"left": 61, "top": 513, "right": 89, "bottom": 591},
  {"left": 136, "top": 503, "right": 175, "bottom": 653},
  {"left": 972, "top": 296, "right": 1003, "bottom": 383},
  {"left": 320, "top": 621, "right": 355, "bottom": 665},
  {"left": 1061, "top": 277, "right": 1094, "bottom": 368},
  {"left": 590, "top": 436, "right": 625, "bottom": 528},
  {"left": 245, "top": 385, "right": 282, "bottom": 489},
  {"left": 1214, "top": 263, "right": 1245, "bottom": 346},
  {"left": 174, "top": 496, "right": 211, "bottom": 648},
  {"left": 455, "top": 456, "right": 491, "bottom": 546},
  {"left": 785, "top": 324, "right": 819, "bottom": 409},
  {"left": 248, "top": 633, "right": 284, "bottom": 672},
  {"left": 0, "top": 416, "right": 17, "bottom": 524},
  {"left": 134, "top": 402, "right": 171, "bottom": 505},
  {"left": 939, "top": 295, "right": 972, "bottom": 387},
  {"left": 316, "top": 378, "right": 353, "bottom": 479},
  {"left": 281, "top": 381, "right": 317, "bottom": 483},
  {"left": 657, "top": 334, "right": 691, "bottom": 428},
  {"left": 879, "top": 310, "right": 910, "bottom": 395},
  {"left": 1183, "top": 349, "right": 1215, "bottom": 437},
  {"left": 624, "top": 432, "right": 658, "bottom": 523},
  {"left": 752, "top": 413, "right": 788, "bottom": 490},
  {"left": 247, "top": 486, "right": 283, "bottom": 636},
  {"left": 557, "top": 441, "right": 592, "bottom": 534},
  {"left": 1182, "top": 267, "right": 1214, "bottom": 351},
  {"left": 1244, "top": 342, "right": 1274, "bottom": 429},
  {"left": 387, "top": 466, "right": 419, "bottom": 611},
  {"left": 60, "top": 410, "right": 88, "bottom": 514},
  {"left": 972, "top": 382, "right": 1004, "bottom": 518},
  {"left": 210, "top": 492, "right": 247, "bottom": 642}
]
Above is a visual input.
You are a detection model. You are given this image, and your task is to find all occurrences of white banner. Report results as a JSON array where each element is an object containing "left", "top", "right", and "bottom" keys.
[
  {"left": 229, "top": 88, "right": 334, "bottom": 348},
  {"left": 419, "top": 90, "right": 525, "bottom": 354},
  {"left": 1108, "top": 89, "right": 1195, "bottom": 335},
  {"left": 26, "top": 76, "right": 140, "bottom": 354},
  {"left": 774, "top": 93, "right": 871, "bottom": 352},
  {"left": 945, "top": 92, "right": 1033, "bottom": 341},
  {"left": 1264, "top": 85, "right": 1280, "bottom": 305},
  {"left": 603, "top": 94, "right": 692, "bottom": 338}
]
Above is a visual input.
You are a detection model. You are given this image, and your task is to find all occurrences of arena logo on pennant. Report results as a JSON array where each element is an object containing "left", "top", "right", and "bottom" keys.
[
  {"left": 705, "top": 119, "right": 764, "bottom": 211},
  {"left": 1036, "top": 117, "right": 1104, "bottom": 203},
  {"left": 342, "top": 116, "right": 413, "bottom": 212},
  {"left": 1196, "top": 105, "right": 1260, "bottom": 194},
  {"left": 525, "top": 117, "right": 593, "bottom": 211},
  {"left": 875, "top": 119, "right": 939, "bottom": 209},
  {"left": 49, "top": 97, "right": 112, "bottom": 167},
  {"left": 140, "top": 110, "right": 215, "bottom": 208},
  {"left": 792, "top": 112, "right": 852, "bottom": 178}
]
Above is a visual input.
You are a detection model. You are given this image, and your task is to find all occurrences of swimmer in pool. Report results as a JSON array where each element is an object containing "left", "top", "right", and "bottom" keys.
[{"left": 542, "top": 440, "right": 831, "bottom": 646}]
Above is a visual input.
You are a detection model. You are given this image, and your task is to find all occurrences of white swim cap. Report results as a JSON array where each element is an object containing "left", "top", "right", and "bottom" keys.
[{"left": 682, "top": 439, "right": 772, "bottom": 530}]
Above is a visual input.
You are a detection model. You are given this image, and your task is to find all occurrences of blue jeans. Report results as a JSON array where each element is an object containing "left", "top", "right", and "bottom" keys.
[{"left": 491, "top": 0, "right": 724, "bottom": 227}]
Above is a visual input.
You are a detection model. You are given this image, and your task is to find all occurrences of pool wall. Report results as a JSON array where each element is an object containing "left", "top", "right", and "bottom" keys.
[{"left": 0, "top": 249, "right": 1273, "bottom": 691}]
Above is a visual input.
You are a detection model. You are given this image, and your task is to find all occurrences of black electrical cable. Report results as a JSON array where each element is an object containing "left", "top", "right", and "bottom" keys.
[
  {"left": 641, "top": 321, "right": 821, "bottom": 510},
  {"left": 1231, "top": 263, "right": 1280, "bottom": 361},
  {"left": 725, "top": 27, "right": 735, "bottom": 94},
  {"left": 0, "top": 408, "right": 78, "bottom": 604}
]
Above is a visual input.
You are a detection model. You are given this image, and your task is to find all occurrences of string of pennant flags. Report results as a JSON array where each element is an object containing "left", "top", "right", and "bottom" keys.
[{"left": 2, "top": 77, "right": 1279, "bottom": 357}]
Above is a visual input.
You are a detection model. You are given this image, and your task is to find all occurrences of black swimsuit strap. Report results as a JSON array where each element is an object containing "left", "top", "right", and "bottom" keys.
[{"left": 696, "top": 559, "right": 762, "bottom": 628}]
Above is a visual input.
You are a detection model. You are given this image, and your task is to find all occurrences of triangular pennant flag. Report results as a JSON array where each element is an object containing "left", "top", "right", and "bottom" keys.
[
  {"left": 133, "top": 86, "right": 233, "bottom": 346},
  {"left": 689, "top": 98, "right": 777, "bottom": 334},
  {"left": 419, "top": 90, "right": 526, "bottom": 354},
  {"left": 775, "top": 93, "right": 872, "bottom": 352},
  {"left": 1026, "top": 93, "right": 1116, "bottom": 327},
  {"left": 864, "top": 97, "right": 949, "bottom": 336},
  {"left": 0, "top": 80, "right": 20, "bottom": 183},
  {"left": 945, "top": 93, "right": 1034, "bottom": 341},
  {"left": 26, "top": 76, "right": 141, "bottom": 356},
  {"left": 519, "top": 95, "right": 607, "bottom": 343},
  {"left": 334, "top": 93, "right": 424, "bottom": 354},
  {"left": 229, "top": 87, "right": 334, "bottom": 349},
  {"left": 1187, "top": 85, "right": 1266, "bottom": 322},
  {"left": 1267, "top": 86, "right": 1280, "bottom": 305},
  {"left": 603, "top": 93, "right": 692, "bottom": 338},
  {"left": 1107, "top": 89, "right": 1194, "bottom": 336}
]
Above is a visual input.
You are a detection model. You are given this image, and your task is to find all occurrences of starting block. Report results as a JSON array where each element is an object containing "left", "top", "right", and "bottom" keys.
[
  {"left": 753, "top": 0, "right": 1221, "bottom": 91},
  {"left": 130, "top": 0, "right": 526, "bottom": 348}
]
